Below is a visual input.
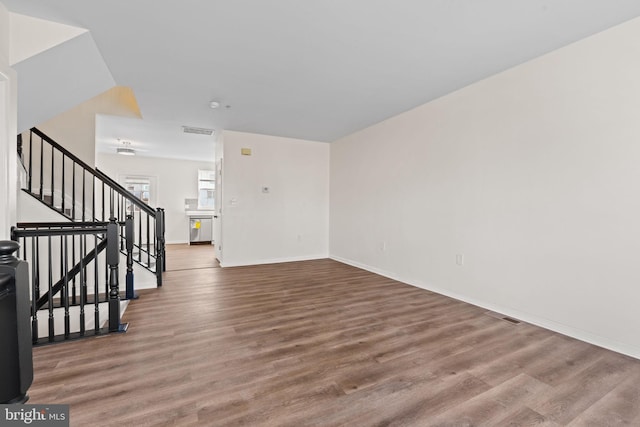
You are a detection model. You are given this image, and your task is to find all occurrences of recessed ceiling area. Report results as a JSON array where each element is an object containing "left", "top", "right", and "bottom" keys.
[
  {"left": 4, "top": 0, "right": 640, "bottom": 146},
  {"left": 95, "top": 115, "right": 216, "bottom": 162}
]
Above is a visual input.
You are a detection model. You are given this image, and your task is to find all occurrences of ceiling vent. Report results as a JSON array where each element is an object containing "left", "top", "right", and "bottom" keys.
[{"left": 182, "top": 126, "right": 215, "bottom": 136}]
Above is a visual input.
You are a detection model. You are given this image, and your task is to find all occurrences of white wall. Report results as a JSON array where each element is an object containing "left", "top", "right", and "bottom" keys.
[
  {"left": 0, "top": 2, "right": 17, "bottom": 239},
  {"left": 9, "top": 12, "right": 86, "bottom": 66},
  {"left": 221, "top": 130, "right": 329, "bottom": 267},
  {"left": 96, "top": 153, "right": 215, "bottom": 244},
  {"left": 330, "top": 17, "right": 640, "bottom": 358},
  {"left": 14, "top": 31, "right": 115, "bottom": 135},
  {"left": 36, "top": 86, "right": 140, "bottom": 166}
]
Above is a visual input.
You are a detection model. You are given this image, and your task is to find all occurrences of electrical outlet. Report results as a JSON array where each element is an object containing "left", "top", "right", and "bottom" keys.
[{"left": 456, "top": 254, "right": 464, "bottom": 266}]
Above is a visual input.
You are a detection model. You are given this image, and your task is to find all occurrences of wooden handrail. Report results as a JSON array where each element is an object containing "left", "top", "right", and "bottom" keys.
[{"left": 30, "top": 128, "right": 157, "bottom": 218}]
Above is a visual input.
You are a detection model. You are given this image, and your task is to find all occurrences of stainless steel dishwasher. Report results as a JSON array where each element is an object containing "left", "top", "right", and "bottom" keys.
[{"left": 189, "top": 217, "right": 213, "bottom": 244}]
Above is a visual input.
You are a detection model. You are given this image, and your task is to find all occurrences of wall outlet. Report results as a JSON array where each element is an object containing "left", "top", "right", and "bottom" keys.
[{"left": 456, "top": 254, "right": 464, "bottom": 266}]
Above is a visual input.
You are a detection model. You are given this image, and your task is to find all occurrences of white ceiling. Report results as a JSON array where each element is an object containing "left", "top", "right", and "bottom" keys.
[
  {"left": 96, "top": 115, "right": 217, "bottom": 162},
  {"left": 4, "top": 1, "right": 640, "bottom": 159}
]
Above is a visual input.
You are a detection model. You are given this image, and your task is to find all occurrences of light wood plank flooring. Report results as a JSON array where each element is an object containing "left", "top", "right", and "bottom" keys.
[
  {"left": 27, "top": 247, "right": 640, "bottom": 426},
  {"left": 165, "top": 243, "right": 219, "bottom": 271}
]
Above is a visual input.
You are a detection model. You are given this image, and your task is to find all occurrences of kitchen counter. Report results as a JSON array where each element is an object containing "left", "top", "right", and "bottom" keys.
[{"left": 185, "top": 210, "right": 216, "bottom": 217}]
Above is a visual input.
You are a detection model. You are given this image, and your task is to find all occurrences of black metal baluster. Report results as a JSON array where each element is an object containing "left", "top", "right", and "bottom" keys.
[
  {"left": 63, "top": 235, "right": 70, "bottom": 338},
  {"left": 138, "top": 212, "right": 142, "bottom": 263},
  {"left": 82, "top": 169, "right": 86, "bottom": 222},
  {"left": 152, "top": 214, "right": 157, "bottom": 259},
  {"left": 104, "top": 232, "right": 109, "bottom": 299},
  {"left": 119, "top": 196, "right": 124, "bottom": 250},
  {"left": 92, "top": 175, "right": 96, "bottom": 222},
  {"left": 82, "top": 234, "right": 88, "bottom": 303},
  {"left": 110, "top": 187, "right": 114, "bottom": 219},
  {"left": 35, "top": 238, "right": 40, "bottom": 298},
  {"left": 71, "top": 233, "right": 76, "bottom": 305},
  {"left": 48, "top": 236, "right": 54, "bottom": 342},
  {"left": 72, "top": 162, "right": 76, "bottom": 220},
  {"left": 61, "top": 153, "right": 66, "bottom": 215},
  {"left": 59, "top": 229, "right": 63, "bottom": 307},
  {"left": 79, "top": 235, "right": 85, "bottom": 337},
  {"left": 94, "top": 234, "right": 99, "bottom": 334},
  {"left": 28, "top": 131, "right": 33, "bottom": 193},
  {"left": 39, "top": 134, "right": 43, "bottom": 200},
  {"left": 102, "top": 181, "right": 105, "bottom": 221},
  {"left": 146, "top": 213, "right": 150, "bottom": 267},
  {"left": 31, "top": 236, "right": 38, "bottom": 344},
  {"left": 51, "top": 144, "right": 54, "bottom": 208}
]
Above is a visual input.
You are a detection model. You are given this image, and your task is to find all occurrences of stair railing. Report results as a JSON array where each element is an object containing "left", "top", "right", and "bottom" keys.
[
  {"left": 18, "top": 128, "right": 166, "bottom": 285},
  {"left": 11, "top": 219, "right": 130, "bottom": 345}
]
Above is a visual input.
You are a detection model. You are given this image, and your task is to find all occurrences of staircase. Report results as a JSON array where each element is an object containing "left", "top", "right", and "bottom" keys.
[
  {"left": 17, "top": 128, "right": 166, "bottom": 284},
  {"left": 13, "top": 128, "right": 167, "bottom": 345}
]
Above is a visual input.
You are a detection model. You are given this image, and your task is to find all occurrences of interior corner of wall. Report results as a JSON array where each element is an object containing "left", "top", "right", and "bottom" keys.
[{"left": 110, "top": 86, "right": 142, "bottom": 118}]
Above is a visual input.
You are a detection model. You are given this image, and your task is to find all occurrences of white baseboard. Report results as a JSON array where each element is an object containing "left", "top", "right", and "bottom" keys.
[
  {"left": 330, "top": 254, "right": 640, "bottom": 360},
  {"left": 220, "top": 254, "right": 328, "bottom": 268}
]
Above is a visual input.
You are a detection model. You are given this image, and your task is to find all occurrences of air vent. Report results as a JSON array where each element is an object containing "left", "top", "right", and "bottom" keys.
[
  {"left": 485, "top": 310, "right": 522, "bottom": 325},
  {"left": 182, "top": 126, "right": 215, "bottom": 136},
  {"left": 502, "top": 317, "right": 521, "bottom": 325}
]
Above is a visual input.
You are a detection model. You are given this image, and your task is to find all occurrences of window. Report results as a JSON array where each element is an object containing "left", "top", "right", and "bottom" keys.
[
  {"left": 121, "top": 175, "right": 155, "bottom": 212},
  {"left": 197, "top": 170, "right": 215, "bottom": 210}
]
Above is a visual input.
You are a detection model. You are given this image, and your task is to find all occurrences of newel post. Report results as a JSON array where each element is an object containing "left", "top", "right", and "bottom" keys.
[
  {"left": 155, "top": 207, "right": 165, "bottom": 286},
  {"left": 0, "top": 241, "right": 33, "bottom": 404},
  {"left": 107, "top": 218, "right": 127, "bottom": 333}
]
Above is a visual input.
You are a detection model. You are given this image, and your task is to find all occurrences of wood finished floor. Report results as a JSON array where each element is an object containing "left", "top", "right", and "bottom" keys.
[
  {"left": 165, "top": 243, "right": 219, "bottom": 271},
  {"left": 28, "top": 247, "right": 640, "bottom": 426}
]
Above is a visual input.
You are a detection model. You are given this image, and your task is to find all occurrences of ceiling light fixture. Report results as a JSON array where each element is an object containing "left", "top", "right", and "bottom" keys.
[
  {"left": 209, "top": 101, "right": 220, "bottom": 109},
  {"left": 117, "top": 140, "right": 135, "bottom": 156}
]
